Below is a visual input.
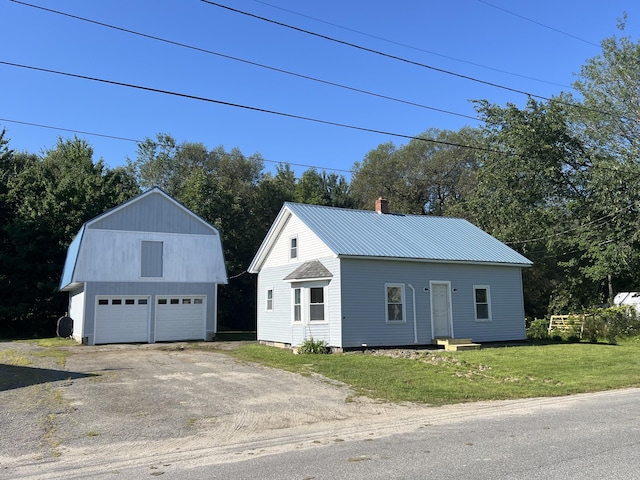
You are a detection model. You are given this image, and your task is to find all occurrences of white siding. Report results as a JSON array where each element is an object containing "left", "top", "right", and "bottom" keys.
[
  {"left": 72, "top": 229, "right": 226, "bottom": 283},
  {"left": 69, "top": 288, "right": 85, "bottom": 342},
  {"left": 263, "top": 214, "right": 334, "bottom": 269},
  {"left": 257, "top": 256, "right": 342, "bottom": 347}
]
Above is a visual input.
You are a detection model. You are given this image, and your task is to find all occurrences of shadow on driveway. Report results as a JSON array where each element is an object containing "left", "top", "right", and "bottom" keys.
[{"left": 0, "top": 364, "right": 96, "bottom": 392}]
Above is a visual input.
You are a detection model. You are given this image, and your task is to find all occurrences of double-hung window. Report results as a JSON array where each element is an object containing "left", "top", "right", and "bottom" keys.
[
  {"left": 266, "top": 289, "right": 273, "bottom": 311},
  {"left": 385, "top": 284, "right": 405, "bottom": 323},
  {"left": 474, "top": 286, "right": 491, "bottom": 321},
  {"left": 291, "top": 285, "right": 327, "bottom": 323},
  {"left": 293, "top": 288, "right": 302, "bottom": 322},
  {"left": 290, "top": 237, "right": 298, "bottom": 260},
  {"left": 309, "top": 287, "right": 325, "bottom": 322}
]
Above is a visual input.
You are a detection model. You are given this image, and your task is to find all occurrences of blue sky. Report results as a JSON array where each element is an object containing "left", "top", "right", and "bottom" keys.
[{"left": 2, "top": 0, "right": 638, "bottom": 177}]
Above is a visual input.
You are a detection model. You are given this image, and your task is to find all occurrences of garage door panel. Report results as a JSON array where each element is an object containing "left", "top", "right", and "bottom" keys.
[
  {"left": 95, "top": 297, "right": 149, "bottom": 344},
  {"left": 155, "top": 296, "right": 205, "bottom": 341}
]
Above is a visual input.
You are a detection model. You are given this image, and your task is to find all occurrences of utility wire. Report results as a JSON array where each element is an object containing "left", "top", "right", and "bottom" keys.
[
  {"left": 0, "top": 117, "right": 354, "bottom": 173},
  {"left": 201, "top": 1, "right": 633, "bottom": 124},
  {"left": 251, "top": 0, "right": 571, "bottom": 89},
  {"left": 10, "top": 0, "right": 477, "bottom": 122},
  {"left": 504, "top": 212, "right": 615, "bottom": 245},
  {"left": 477, "top": 0, "right": 600, "bottom": 48},
  {"left": 202, "top": 0, "right": 550, "bottom": 101},
  {"left": 0, "top": 60, "right": 510, "bottom": 156},
  {"left": 0, "top": 118, "right": 140, "bottom": 143}
]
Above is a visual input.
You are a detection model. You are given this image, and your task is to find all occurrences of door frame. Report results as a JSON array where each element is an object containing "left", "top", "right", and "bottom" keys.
[{"left": 430, "top": 281, "right": 453, "bottom": 339}]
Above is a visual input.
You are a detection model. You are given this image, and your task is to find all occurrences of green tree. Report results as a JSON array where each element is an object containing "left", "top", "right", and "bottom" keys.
[
  {"left": 468, "top": 98, "right": 594, "bottom": 317},
  {"left": 293, "top": 168, "right": 354, "bottom": 207},
  {"left": 1, "top": 136, "right": 139, "bottom": 337},
  {"left": 568, "top": 22, "right": 640, "bottom": 302},
  {"left": 351, "top": 128, "right": 480, "bottom": 214}
]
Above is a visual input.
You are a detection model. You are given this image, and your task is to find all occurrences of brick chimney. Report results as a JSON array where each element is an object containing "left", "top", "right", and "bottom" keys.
[{"left": 375, "top": 197, "right": 389, "bottom": 214}]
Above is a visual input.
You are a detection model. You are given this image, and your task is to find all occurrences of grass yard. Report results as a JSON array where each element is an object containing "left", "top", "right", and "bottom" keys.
[{"left": 221, "top": 340, "right": 640, "bottom": 406}]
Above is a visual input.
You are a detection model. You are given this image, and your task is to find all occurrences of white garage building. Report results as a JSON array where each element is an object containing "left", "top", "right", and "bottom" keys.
[{"left": 59, "top": 187, "right": 228, "bottom": 345}]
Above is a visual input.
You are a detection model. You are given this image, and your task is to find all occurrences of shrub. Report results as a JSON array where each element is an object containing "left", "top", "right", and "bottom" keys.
[
  {"left": 526, "top": 318, "right": 549, "bottom": 341},
  {"left": 298, "top": 337, "right": 329, "bottom": 354},
  {"left": 582, "top": 306, "right": 640, "bottom": 344}
]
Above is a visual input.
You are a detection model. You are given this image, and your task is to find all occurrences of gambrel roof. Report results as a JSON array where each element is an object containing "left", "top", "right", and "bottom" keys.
[
  {"left": 249, "top": 202, "right": 532, "bottom": 273},
  {"left": 60, "top": 187, "right": 227, "bottom": 291}
]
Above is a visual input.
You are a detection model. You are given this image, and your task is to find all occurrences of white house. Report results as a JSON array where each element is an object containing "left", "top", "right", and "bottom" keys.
[
  {"left": 59, "top": 187, "right": 227, "bottom": 345},
  {"left": 248, "top": 198, "right": 532, "bottom": 349}
]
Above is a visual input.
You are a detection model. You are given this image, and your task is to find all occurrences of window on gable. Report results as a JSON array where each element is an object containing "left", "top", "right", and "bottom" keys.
[
  {"left": 266, "top": 289, "right": 273, "bottom": 311},
  {"left": 141, "top": 241, "right": 163, "bottom": 277},
  {"left": 293, "top": 288, "right": 301, "bottom": 322},
  {"left": 309, "top": 287, "right": 325, "bottom": 322},
  {"left": 386, "top": 284, "right": 405, "bottom": 322},
  {"left": 290, "top": 237, "right": 298, "bottom": 260},
  {"left": 474, "top": 286, "right": 492, "bottom": 322}
]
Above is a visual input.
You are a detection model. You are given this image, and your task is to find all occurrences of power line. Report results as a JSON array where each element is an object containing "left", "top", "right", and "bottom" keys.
[
  {"left": 251, "top": 0, "right": 572, "bottom": 89},
  {"left": 201, "top": 1, "right": 630, "bottom": 123},
  {"left": 0, "top": 118, "right": 140, "bottom": 143},
  {"left": 477, "top": 0, "right": 600, "bottom": 48},
  {"left": 10, "top": 0, "right": 478, "bottom": 123},
  {"left": 504, "top": 212, "right": 615, "bottom": 245},
  {"left": 0, "top": 117, "right": 352, "bottom": 174},
  {"left": 0, "top": 60, "right": 508, "bottom": 157},
  {"left": 201, "top": 0, "right": 553, "bottom": 101}
]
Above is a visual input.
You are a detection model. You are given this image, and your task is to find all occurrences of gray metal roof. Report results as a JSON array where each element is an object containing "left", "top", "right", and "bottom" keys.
[{"left": 285, "top": 202, "right": 532, "bottom": 266}]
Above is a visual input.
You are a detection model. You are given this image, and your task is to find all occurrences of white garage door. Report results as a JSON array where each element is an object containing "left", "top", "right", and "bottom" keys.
[
  {"left": 155, "top": 296, "right": 206, "bottom": 342},
  {"left": 95, "top": 297, "right": 150, "bottom": 344}
]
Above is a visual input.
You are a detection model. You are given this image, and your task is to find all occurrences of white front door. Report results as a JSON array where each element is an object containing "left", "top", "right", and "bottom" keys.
[{"left": 431, "top": 282, "right": 451, "bottom": 338}]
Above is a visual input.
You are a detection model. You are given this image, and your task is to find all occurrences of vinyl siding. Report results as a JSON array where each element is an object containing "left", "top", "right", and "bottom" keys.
[
  {"left": 340, "top": 258, "right": 526, "bottom": 347},
  {"left": 71, "top": 229, "right": 226, "bottom": 284},
  {"left": 78, "top": 282, "right": 217, "bottom": 345},
  {"left": 89, "top": 192, "right": 214, "bottom": 234},
  {"left": 257, "top": 257, "right": 341, "bottom": 347},
  {"left": 69, "top": 286, "right": 85, "bottom": 342},
  {"left": 262, "top": 214, "right": 334, "bottom": 269}
]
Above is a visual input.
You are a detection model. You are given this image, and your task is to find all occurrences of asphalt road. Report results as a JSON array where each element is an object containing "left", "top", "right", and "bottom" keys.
[
  {"left": 3, "top": 342, "right": 640, "bottom": 479},
  {"left": 60, "top": 388, "right": 640, "bottom": 480}
]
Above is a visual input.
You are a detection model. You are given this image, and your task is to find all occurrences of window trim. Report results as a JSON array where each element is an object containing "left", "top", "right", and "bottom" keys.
[
  {"left": 266, "top": 288, "right": 274, "bottom": 312},
  {"left": 289, "top": 236, "right": 298, "bottom": 260},
  {"left": 473, "top": 285, "right": 492, "bottom": 322},
  {"left": 290, "top": 284, "right": 329, "bottom": 324},
  {"left": 292, "top": 287, "right": 302, "bottom": 323},
  {"left": 385, "top": 283, "right": 406, "bottom": 324},
  {"left": 308, "top": 286, "right": 326, "bottom": 323}
]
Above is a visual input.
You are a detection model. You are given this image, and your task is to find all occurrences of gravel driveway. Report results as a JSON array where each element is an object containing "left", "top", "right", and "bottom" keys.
[{"left": 0, "top": 341, "right": 420, "bottom": 479}]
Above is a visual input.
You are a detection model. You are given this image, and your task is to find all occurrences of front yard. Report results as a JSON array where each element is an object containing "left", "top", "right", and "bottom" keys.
[{"left": 218, "top": 340, "right": 640, "bottom": 406}]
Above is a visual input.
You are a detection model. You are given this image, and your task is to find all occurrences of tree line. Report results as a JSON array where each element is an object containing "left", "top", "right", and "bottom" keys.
[{"left": 1, "top": 26, "right": 639, "bottom": 337}]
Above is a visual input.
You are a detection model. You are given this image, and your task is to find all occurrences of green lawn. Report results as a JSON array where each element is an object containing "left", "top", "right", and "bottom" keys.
[{"left": 219, "top": 340, "right": 640, "bottom": 406}]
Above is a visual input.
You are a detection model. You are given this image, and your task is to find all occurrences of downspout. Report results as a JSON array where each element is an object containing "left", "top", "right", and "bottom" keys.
[{"left": 408, "top": 284, "right": 417, "bottom": 344}]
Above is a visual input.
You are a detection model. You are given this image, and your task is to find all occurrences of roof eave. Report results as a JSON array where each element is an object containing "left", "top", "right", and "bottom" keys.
[
  {"left": 337, "top": 254, "right": 532, "bottom": 268},
  {"left": 248, "top": 206, "right": 293, "bottom": 274}
]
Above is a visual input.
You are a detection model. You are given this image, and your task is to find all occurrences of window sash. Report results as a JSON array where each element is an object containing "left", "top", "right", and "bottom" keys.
[
  {"left": 293, "top": 288, "right": 301, "bottom": 322},
  {"left": 266, "top": 289, "right": 273, "bottom": 311},
  {"left": 474, "top": 286, "right": 491, "bottom": 321},
  {"left": 309, "top": 287, "right": 325, "bottom": 321},
  {"left": 385, "top": 285, "right": 404, "bottom": 322}
]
